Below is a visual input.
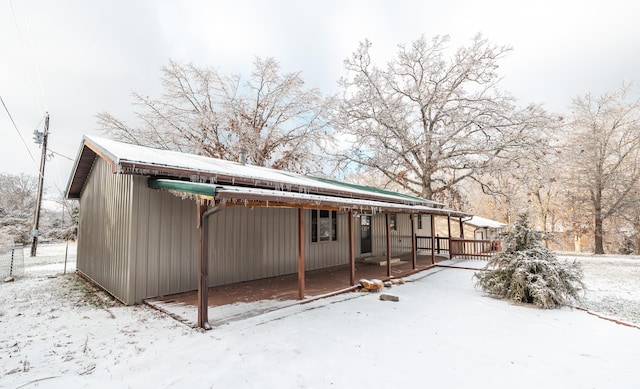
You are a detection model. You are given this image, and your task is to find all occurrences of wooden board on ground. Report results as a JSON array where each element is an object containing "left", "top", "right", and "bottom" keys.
[{"left": 361, "top": 257, "right": 406, "bottom": 266}]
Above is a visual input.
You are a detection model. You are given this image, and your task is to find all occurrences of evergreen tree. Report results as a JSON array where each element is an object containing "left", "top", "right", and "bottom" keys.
[{"left": 474, "top": 214, "right": 584, "bottom": 308}]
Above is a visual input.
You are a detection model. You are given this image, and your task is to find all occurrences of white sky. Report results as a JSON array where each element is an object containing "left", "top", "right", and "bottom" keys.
[{"left": 2, "top": 0, "right": 639, "bottom": 197}]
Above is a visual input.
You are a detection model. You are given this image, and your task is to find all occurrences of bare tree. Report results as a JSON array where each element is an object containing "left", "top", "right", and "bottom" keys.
[
  {"left": 0, "top": 173, "right": 38, "bottom": 244},
  {"left": 98, "top": 57, "right": 330, "bottom": 173},
  {"left": 332, "top": 34, "right": 551, "bottom": 204},
  {"left": 565, "top": 84, "right": 640, "bottom": 254},
  {"left": 557, "top": 184, "right": 593, "bottom": 252}
]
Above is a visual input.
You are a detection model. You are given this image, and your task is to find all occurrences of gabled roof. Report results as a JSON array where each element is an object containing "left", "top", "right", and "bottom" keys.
[{"left": 66, "top": 135, "right": 469, "bottom": 217}]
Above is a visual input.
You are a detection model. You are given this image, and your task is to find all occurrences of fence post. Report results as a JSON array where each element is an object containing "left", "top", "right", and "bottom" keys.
[
  {"left": 10, "top": 246, "right": 15, "bottom": 277},
  {"left": 450, "top": 239, "right": 456, "bottom": 259}
]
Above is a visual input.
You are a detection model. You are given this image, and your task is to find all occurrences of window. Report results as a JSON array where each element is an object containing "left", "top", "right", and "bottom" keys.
[
  {"left": 417, "top": 214, "right": 423, "bottom": 229},
  {"left": 311, "top": 210, "right": 338, "bottom": 242},
  {"left": 390, "top": 214, "right": 397, "bottom": 230}
]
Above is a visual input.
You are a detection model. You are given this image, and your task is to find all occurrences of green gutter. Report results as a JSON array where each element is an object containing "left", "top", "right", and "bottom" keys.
[
  {"left": 148, "top": 178, "right": 216, "bottom": 197},
  {"left": 304, "top": 175, "right": 435, "bottom": 205}
]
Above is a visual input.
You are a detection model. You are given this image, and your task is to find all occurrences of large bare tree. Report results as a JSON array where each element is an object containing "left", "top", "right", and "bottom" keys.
[
  {"left": 565, "top": 84, "right": 640, "bottom": 254},
  {"left": 0, "top": 173, "right": 38, "bottom": 244},
  {"left": 332, "top": 34, "right": 551, "bottom": 204},
  {"left": 98, "top": 57, "right": 330, "bottom": 173}
]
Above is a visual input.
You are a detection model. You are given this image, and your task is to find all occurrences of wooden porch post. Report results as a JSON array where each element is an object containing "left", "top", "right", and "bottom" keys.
[
  {"left": 386, "top": 213, "right": 392, "bottom": 277},
  {"left": 459, "top": 217, "right": 465, "bottom": 238},
  {"left": 410, "top": 214, "right": 417, "bottom": 270},
  {"left": 430, "top": 214, "right": 436, "bottom": 265},
  {"left": 349, "top": 210, "right": 355, "bottom": 286},
  {"left": 197, "top": 202, "right": 208, "bottom": 329},
  {"left": 298, "top": 208, "right": 305, "bottom": 300}
]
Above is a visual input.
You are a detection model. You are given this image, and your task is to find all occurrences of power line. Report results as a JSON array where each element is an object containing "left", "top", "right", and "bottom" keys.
[
  {"left": 9, "top": 0, "right": 47, "bottom": 112},
  {"left": 49, "top": 149, "right": 74, "bottom": 161},
  {"left": 0, "top": 95, "right": 38, "bottom": 165}
]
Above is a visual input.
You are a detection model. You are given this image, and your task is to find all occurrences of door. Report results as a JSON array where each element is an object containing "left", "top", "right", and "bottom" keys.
[{"left": 360, "top": 215, "right": 372, "bottom": 254}]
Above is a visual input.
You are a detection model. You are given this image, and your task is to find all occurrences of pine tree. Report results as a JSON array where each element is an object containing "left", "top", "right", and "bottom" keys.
[{"left": 474, "top": 214, "right": 584, "bottom": 308}]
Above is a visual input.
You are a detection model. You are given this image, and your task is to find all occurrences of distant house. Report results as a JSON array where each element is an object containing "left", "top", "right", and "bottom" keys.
[
  {"left": 66, "top": 136, "right": 470, "bottom": 327},
  {"left": 464, "top": 216, "right": 507, "bottom": 240}
]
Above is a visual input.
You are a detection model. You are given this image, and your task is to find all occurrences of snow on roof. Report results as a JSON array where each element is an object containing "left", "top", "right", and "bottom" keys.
[
  {"left": 148, "top": 179, "right": 461, "bottom": 216},
  {"left": 67, "top": 136, "right": 454, "bottom": 212},
  {"left": 465, "top": 215, "right": 507, "bottom": 229}
]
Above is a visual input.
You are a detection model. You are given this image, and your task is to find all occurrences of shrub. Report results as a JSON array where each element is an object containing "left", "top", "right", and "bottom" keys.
[{"left": 474, "top": 214, "right": 584, "bottom": 309}]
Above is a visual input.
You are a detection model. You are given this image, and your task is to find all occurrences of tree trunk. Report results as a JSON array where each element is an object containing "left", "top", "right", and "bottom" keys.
[
  {"left": 573, "top": 231, "right": 582, "bottom": 252},
  {"left": 594, "top": 215, "right": 605, "bottom": 254},
  {"left": 593, "top": 179, "right": 605, "bottom": 254},
  {"left": 542, "top": 212, "right": 549, "bottom": 249}
]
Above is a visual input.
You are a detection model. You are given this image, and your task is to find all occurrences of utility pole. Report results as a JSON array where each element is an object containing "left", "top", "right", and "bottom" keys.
[{"left": 30, "top": 113, "right": 49, "bottom": 257}]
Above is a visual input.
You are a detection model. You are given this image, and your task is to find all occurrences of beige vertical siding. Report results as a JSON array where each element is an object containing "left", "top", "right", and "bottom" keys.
[
  {"left": 129, "top": 176, "right": 198, "bottom": 303},
  {"left": 305, "top": 210, "right": 351, "bottom": 270},
  {"left": 415, "top": 214, "right": 433, "bottom": 236},
  {"left": 369, "top": 213, "right": 414, "bottom": 257},
  {"left": 207, "top": 206, "right": 299, "bottom": 285},
  {"left": 77, "top": 158, "right": 135, "bottom": 304}
]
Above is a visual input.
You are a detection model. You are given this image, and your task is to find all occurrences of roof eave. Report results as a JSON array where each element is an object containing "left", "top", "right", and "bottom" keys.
[
  {"left": 123, "top": 160, "right": 434, "bottom": 207},
  {"left": 65, "top": 136, "right": 119, "bottom": 199}
]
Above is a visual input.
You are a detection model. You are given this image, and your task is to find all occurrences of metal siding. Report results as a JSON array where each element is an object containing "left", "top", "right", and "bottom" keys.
[
  {"left": 371, "top": 214, "right": 385, "bottom": 256},
  {"left": 127, "top": 176, "right": 199, "bottom": 303},
  {"left": 259, "top": 207, "right": 269, "bottom": 279},
  {"left": 305, "top": 210, "right": 350, "bottom": 270},
  {"left": 391, "top": 214, "right": 413, "bottom": 255},
  {"left": 76, "top": 158, "right": 134, "bottom": 304},
  {"left": 368, "top": 213, "right": 413, "bottom": 257},
  {"left": 415, "top": 214, "right": 433, "bottom": 235},
  {"left": 170, "top": 200, "right": 181, "bottom": 292},
  {"left": 145, "top": 188, "right": 161, "bottom": 298},
  {"left": 207, "top": 206, "right": 298, "bottom": 286},
  {"left": 133, "top": 177, "right": 149, "bottom": 302},
  {"left": 180, "top": 198, "right": 196, "bottom": 291}
]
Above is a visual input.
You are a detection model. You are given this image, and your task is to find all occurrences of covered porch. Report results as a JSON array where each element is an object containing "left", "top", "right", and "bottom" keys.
[
  {"left": 145, "top": 251, "right": 451, "bottom": 327},
  {"left": 148, "top": 179, "right": 496, "bottom": 329}
]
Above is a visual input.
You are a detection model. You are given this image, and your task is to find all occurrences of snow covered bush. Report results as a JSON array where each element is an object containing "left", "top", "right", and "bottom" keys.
[{"left": 474, "top": 214, "right": 584, "bottom": 309}]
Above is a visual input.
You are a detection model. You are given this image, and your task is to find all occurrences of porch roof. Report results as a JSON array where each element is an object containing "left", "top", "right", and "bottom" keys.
[{"left": 147, "top": 178, "right": 469, "bottom": 217}]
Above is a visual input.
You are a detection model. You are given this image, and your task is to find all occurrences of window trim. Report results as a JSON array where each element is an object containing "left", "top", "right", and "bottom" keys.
[
  {"left": 390, "top": 214, "right": 397, "bottom": 230},
  {"left": 311, "top": 210, "right": 338, "bottom": 243}
]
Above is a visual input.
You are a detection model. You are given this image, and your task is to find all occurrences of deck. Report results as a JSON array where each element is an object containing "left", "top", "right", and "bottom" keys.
[{"left": 145, "top": 252, "right": 449, "bottom": 326}]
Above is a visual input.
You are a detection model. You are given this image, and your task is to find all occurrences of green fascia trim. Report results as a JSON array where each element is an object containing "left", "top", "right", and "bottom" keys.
[
  {"left": 148, "top": 178, "right": 216, "bottom": 197},
  {"left": 304, "top": 175, "right": 433, "bottom": 205}
]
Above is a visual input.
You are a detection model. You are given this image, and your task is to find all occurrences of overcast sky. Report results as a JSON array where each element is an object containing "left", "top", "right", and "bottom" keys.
[{"left": 2, "top": 0, "right": 639, "bottom": 198}]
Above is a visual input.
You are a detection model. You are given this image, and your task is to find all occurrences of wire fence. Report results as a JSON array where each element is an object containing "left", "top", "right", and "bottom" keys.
[{"left": 0, "top": 244, "right": 24, "bottom": 279}]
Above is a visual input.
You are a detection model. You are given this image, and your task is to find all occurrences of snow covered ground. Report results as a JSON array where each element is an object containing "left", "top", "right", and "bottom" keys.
[{"left": 1, "top": 244, "right": 639, "bottom": 388}]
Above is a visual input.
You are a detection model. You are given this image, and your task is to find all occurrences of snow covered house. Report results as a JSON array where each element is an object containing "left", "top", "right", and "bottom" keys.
[
  {"left": 65, "top": 136, "right": 470, "bottom": 327},
  {"left": 464, "top": 216, "right": 507, "bottom": 240}
]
